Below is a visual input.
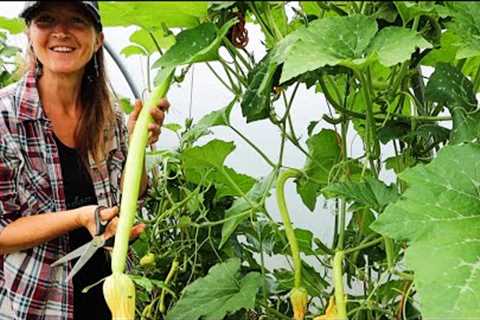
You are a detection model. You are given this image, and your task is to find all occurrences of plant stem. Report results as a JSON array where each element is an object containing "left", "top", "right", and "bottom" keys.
[
  {"left": 384, "top": 236, "right": 395, "bottom": 270},
  {"left": 259, "top": 302, "right": 291, "bottom": 320},
  {"left": 249, "top": 2, "right": 276, "bottom": 41},
  {"left": 229, "top": 125, "right": 276, "bottom": 168},
  {"left": 343, "top": 237, "right": 383, "bottom": 255},
  {"left": 276, "top": 169, "right": 303, "bottom": 287},
  {"left": 336, "top": 200, "right": 347, "bottom": 250},
  {"left": 159, "top": 259, "right": 178, "bottom": 313},
  {"left": 223, "top": 38, "right": 253, "bottom": 72},
  {"left": 333, "top": 251, "right": 348, "bottom": 319},
  {"left": 205, "top": 62, "right": 235, "bottom": 93},
  {"left": 473, "top": 64, "right": 480, "bottom": 93},
  {"left": 111, "top": 67, "right": 174, "bottom": 273},
  {"left": 319, "top": 74, "right": 450, "bottom": 123},
  {"left": 354, "top": 67, "right": 380, "bottom": 161}
]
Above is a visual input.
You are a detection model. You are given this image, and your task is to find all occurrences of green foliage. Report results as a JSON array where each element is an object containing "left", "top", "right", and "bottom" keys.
[
  {"left": 367, "top": 26, "right": 431, "bottom": 67},
  {"left": 425, "top": 63, "right": 480, "bottom": 144},
  {"left": 121, "top": 28, "right": 175, "bottom": 58},
  {"left": 295, "top": 129, "right": 342, "bottom": 211},
  {"left": 220, "top": 171, "right": 276, "bottom": 247},
  {"left": 100, "top": 2, "right": 208, "bottom": 29},
  {"left": 166, "top": 258, "right": 261, "bottom": 320},
  {"left": 181, "top": 139, "right": 255, "bottom": 198},
  {"left": 280, "top": 15, "right": 378, "bottom": 83},
  {"left": 153, "top": 20, "right": 236, "bottom": 68},
  {"left": 0, "top": 17, "right": 24, "bottom": 34},
  {"left": 445, "top": 2, "right": 480, "bottom": 59},
  {"left": 241, "top": 52, "right": 277, "bottom": 122},
  {"left": 372, "top": 144, "right": 480, "bottom": 318},
  {"left": 1, "top": 2, "right": 474, "bottom": 318},
  {"left": 278, "top": 14, "right": 431, "bottom": 83},
  {"left": 322, "top": 177, "right": 399, "bottom": 213}
]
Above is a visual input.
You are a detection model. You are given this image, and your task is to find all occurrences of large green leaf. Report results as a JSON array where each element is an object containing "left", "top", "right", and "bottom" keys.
[
  {"left": 166, "top": 258, "right": 261, "bottom": 320},
  {"left": 182, "top": 139, "right": 234, "bottom": 171},
  {"left": 421, "top": 30, "right": 458, "bottom": 66},
  {"left": 153, "top": 20, "right": 235, "bottom": 68},
  {"left": 445, "top": 2, "right": 480, "bottom": 59},
  {"left": 121, "top": 28, "right": 175, "bottom": 57},
  {"left": 220, "top": 171, "right": 276, "bottom": 248},
  {"left": 280, "top": 15, "right": 378, "bottom": 83},
  {"left": 371, "top": 143, "right": 480, "bottom": 318},
  {"left": 278, "top": 15, "right": 430, "bottom": 83},
  {"left": 100, "top": 2, "right": 208, "bottom": 29},
  {"left": 367, "top": 26, "right": 432, "bottom": 67},
  {"left": 181, "top": 139, "right": 255, "bottom": 198},
  {"left": 425, "top": 63, "right": 480, "bottom": 144},
  {"left": 295, "top": 129, "right": 342, "bottom": 211}
]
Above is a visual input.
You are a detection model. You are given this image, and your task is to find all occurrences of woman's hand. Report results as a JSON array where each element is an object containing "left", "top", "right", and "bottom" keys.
[
  {"left": 77, "top": 205, "right": 145, "bottom": 241},
  {"left": 127, "top": 98, "right": 170, "bottom": 145}
]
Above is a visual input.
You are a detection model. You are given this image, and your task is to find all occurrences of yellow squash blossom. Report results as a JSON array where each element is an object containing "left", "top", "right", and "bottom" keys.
[
  {"left": 314, "top": 296, "right": 338, "bottom": 320},
  {"left": 290, "top": 287, "right": 308, "bottom": 320}
]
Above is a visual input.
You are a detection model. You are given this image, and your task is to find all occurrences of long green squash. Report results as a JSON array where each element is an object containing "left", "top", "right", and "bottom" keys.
[{"left": 103, "top": 67, "right": 174, "bottom": 319}]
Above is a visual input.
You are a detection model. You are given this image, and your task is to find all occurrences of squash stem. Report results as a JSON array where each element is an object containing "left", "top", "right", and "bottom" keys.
[{"left": 111, "top": 67, "right": 174, "bottom": 273}]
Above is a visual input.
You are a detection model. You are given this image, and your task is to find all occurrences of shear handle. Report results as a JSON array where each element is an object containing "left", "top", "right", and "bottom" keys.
[{"left": 94, "top": 205, "right": 108, "bottom": 236}]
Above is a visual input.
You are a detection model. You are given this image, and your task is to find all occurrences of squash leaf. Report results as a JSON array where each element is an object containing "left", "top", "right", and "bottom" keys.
[
  {"left": 241, "top": 52, "right": 278, "bottom": 122},
  {"left": 295, "top": 129, "right": 342, "bottom": 211},
  {"left": 220, "top": 171, "right": 276, "bottom": 248},
  {"left": 425, "top": 63, "right": 480, "bottom": 144},
  {"left": 166, "top": 258, "right": 261, "bottom": 320},
  {"left": 181, "top": 139, "right": 255, "bottom": 199},
  {"left": 371, "top": 143, "right": 480, "bottom": 318},
  {"left": 153, "top": 20, "right": 236, "bottom": 68},
  {"left": 100, "top": 2, "right": 208, "bottom": 29},
  {"left": 322, "top": 177, "right": 399, "bottom": 213},
  {"left": 367, "top": 26, "right": 432, "bottom": 67},
  {"left": 278, "top": 15, "right": 430, "bottom": 83},
  {"left": 445, "top": 2, "right": 480, "bottom": 59}
]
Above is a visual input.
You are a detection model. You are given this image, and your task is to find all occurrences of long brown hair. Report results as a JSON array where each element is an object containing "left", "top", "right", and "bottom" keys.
[
  {"left": 26, "top": 34, "right": 116, "bottom": 166},
  {"left": 77, "top": 48, "right": 115, "bottom": 165}
]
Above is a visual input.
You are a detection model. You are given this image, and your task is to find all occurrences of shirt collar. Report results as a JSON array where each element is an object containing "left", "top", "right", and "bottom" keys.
[{"left": 16, "top": 70, "right": 47, "bottom": 122}]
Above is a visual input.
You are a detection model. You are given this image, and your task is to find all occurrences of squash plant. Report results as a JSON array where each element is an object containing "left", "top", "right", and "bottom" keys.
[
  {"left": 98, "top": 1, "right": 480, "bottom": 319},
  {"left": 2, "top": 1, "right": 480, "bottom": 319}
]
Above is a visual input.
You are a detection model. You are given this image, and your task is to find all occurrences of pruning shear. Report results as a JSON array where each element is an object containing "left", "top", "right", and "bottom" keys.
[{"left": 51, "top": 206, "right": 114, "bottom": 281}]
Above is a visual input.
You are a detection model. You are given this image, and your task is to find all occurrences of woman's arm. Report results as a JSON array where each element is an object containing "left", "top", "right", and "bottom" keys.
[{"left": 0, "top": 205, "right": 119, "bottom": 255}]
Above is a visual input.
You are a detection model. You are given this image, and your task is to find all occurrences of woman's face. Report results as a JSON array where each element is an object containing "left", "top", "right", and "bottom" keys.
[{"left": 27, "top": 3, "right": 103, "bottom": 79}]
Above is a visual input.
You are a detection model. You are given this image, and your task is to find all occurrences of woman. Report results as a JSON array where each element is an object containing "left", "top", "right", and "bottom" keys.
[{"left": 0, "top": 2, "right": 169, "bottom": 319}]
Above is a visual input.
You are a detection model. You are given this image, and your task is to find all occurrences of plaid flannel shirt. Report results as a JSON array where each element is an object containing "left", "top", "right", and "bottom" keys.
[{"left": 0, "top": 71, "right": 129, "bottom": 319}]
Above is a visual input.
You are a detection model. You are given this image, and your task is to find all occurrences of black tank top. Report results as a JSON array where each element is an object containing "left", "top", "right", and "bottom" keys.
[{"left": 54, "top": 134, "right": 111, "bottom": 319}]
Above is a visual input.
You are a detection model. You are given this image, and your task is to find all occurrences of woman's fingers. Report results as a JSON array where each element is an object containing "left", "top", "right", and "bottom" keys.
[
  {"left": 102, "top": 218, "right": 145, "bottom": 241},
  {"left": 149, "top": 105, "right": 166, "bottom": 126},
  {"left": 131, "top": 99, "right": 143, "bottom": 121},
  {"left": 99, "top": 206, "right": 119, "bottom": 222},
  {"left": 104, "top": 216, "right": 119, "bottom": 239},
  {"left": 130, "top": 223, "right": 146, "bottom": 240}
]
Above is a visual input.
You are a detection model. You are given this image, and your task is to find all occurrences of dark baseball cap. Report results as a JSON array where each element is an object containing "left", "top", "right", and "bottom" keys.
[{"left": 20, "top": 1, "right": 102, "bottom": 31}]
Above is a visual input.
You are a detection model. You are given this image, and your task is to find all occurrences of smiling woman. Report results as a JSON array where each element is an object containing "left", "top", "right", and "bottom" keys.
[
  {"left": 27, "top": 4, "right": 103, "bottom": 81},
  {"left": 0, "top": 2, "right": 168, "bottom": 320}
]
